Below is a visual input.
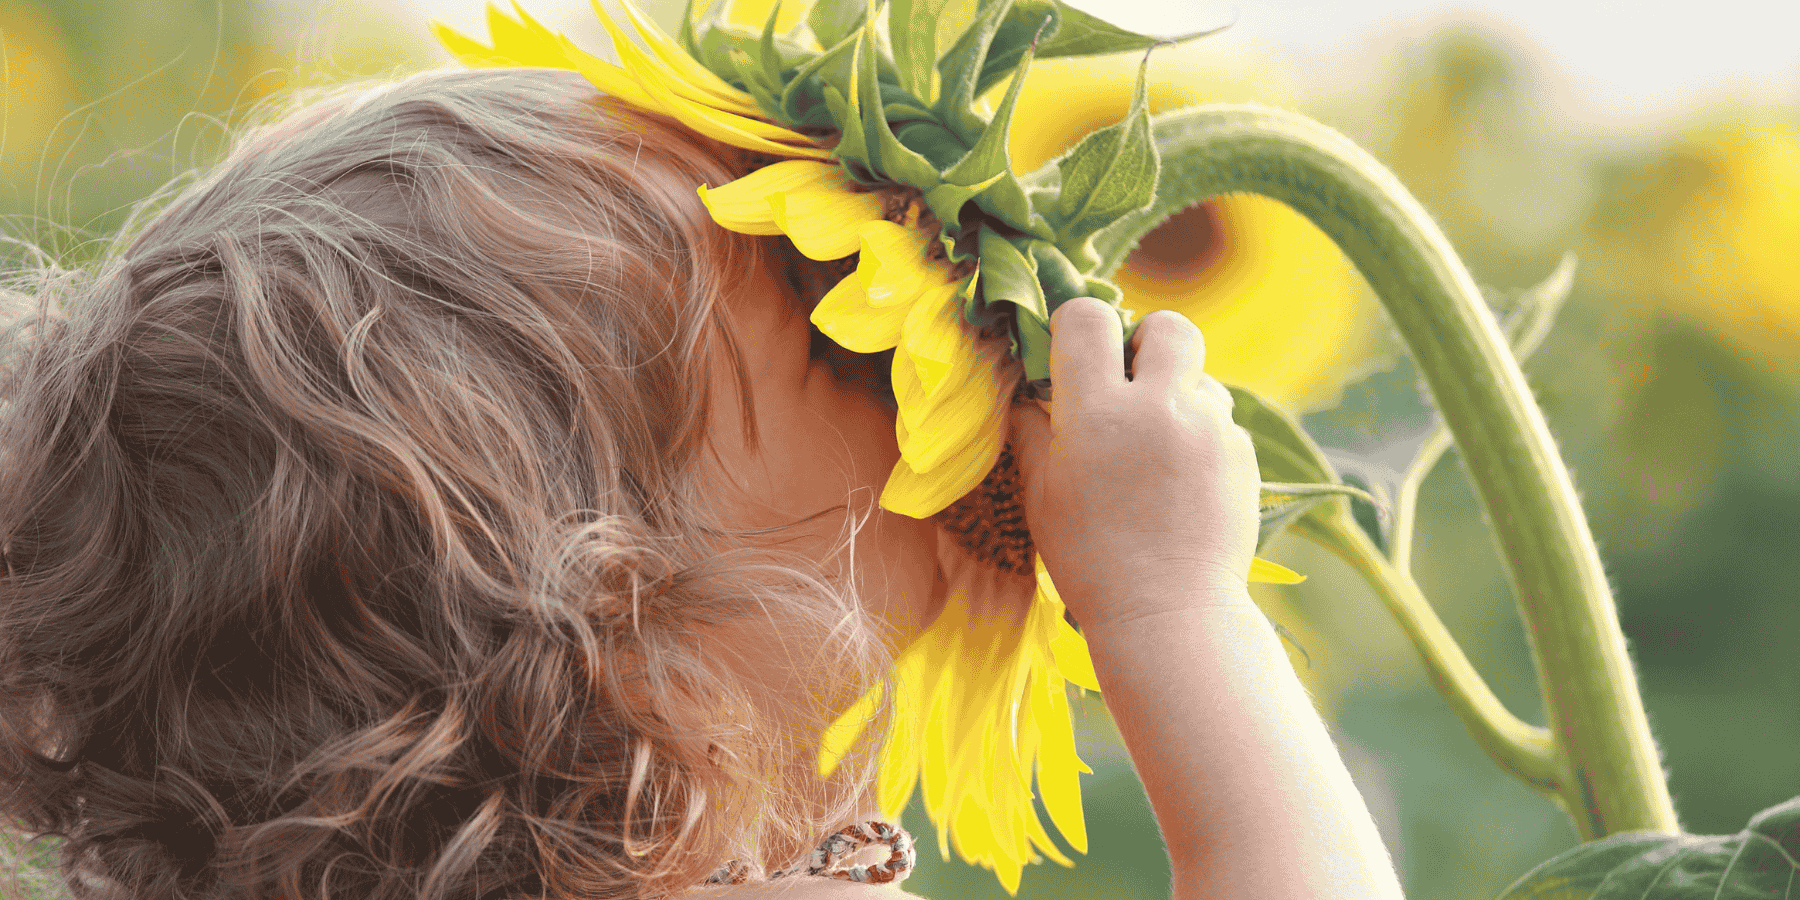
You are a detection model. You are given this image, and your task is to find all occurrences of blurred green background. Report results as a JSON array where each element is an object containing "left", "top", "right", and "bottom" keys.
[{"left": 3, "top": 2, "right": 1797, "bottom": 899}]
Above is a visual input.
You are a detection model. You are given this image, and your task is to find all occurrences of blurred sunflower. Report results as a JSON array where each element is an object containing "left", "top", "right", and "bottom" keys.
[
  {"left": 0, "top": 0, "right": 77, "bottom": 183},
  {"left": 1596, "top": 116, "right": 1800, "bottom": 376},
  {"left": 1008, "top": 50, "right": 1377, "bottom": 410}
]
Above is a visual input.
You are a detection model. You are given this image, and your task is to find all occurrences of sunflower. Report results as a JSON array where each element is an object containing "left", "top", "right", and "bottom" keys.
[{"left": 437, "top": 2, "right": 1306, "bottom": 892}]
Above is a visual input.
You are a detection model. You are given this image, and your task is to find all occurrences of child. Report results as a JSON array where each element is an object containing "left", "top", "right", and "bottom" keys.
[{"left": 0, "top": 69, "right": 1403, "bottom": 899}]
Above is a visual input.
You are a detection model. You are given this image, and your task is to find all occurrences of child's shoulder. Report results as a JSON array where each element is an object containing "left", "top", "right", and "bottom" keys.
[{"left": 681, "top": 877, "right": 926, "bottom": 899}]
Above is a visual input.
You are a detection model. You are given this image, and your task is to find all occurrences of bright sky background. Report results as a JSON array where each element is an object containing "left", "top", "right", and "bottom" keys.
[{"left": 406, "top": 0, "right": 1800, "bottom": 130}]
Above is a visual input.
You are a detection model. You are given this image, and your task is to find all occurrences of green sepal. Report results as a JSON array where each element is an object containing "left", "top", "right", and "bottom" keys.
[
  {"left": 679, "top": 0, "right": 730, "bottom": 57},
  {"left": 966, "top": 1, "right": 1061, "bottom": 100},
  {"left": 1081, "top": 274, "right": 1122, "bottom": 305},
  {"left": 855, "top": 10, "right": 943, "bottom": 191},
  {"left": 1044, "top": 49, "right": 1159, "bottom": 269},
  {"left": 923, "top": 175, "right": 1003, "bottom": 231},
  {"left": 977, "top": 226, "right": 1048, "bottom": 318},
  {"left": 780, "top": 30, "right": 858, "bottom": 126},
  {"left": 1258, "top": 482, "right": 1374, "bottom": 552},
  {"left": 823, "top": 84, "right": 877, "bottom": 181},
  {"left": 756, "top": 0, "right": 787, "bottom": 92},
  {"left": 1027, "top": 240, "right": 1087, "bottom": 312},
  {"left": 1016, "top": 306, "right": 1051, "bottom": 379},
  {"left": 728, "top": 48, "right": 785, "bottom": 113},
  {"left": 889, "top": 0, "right": 956, "bottom": 103},
  {"left": 807, "top": 0, "right": 868, "bottom": 48},
  {"left": 934, "top": 0, "right": 1016, "bottom": 130},
  {"left": 899, "top": 121, "right": 970, "bottom": 169},
  {"left": 940, "top": 9, "right": 1040, "bottom": 191}
]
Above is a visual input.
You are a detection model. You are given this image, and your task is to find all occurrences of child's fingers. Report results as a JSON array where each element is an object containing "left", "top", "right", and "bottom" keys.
[
  {"left": 1128, "top": 309, "right": 1207, "bottom": 390},
  {"left": 1049, "top": 297, "right": 1125, "bottom": 409}
]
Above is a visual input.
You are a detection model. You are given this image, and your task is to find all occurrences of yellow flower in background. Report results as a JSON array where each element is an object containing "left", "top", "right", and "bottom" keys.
[
  {"left": 0, "top": 0, "right": 78, "bottom": 180},
  {"left": 1638, "top": 117, "right": 1800, "bottom": 374},
  {"left": 1008, "top": 51, "right": 1376, "bottom": 410},
  {"left": 433, "top": 1, "right": 829, "bottom": 159}
]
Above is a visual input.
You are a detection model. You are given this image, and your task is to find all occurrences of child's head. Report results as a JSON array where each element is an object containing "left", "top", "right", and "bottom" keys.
[{"left": 0, "top": 68, "right": 897, "bottom": 900}]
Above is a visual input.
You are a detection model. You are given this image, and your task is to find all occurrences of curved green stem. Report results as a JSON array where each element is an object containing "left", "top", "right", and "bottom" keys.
[
  {"left": 1113, "top": 103, "right": 1676, "bottom": 839},
  {"left": 1293, "top": 509, "right": 1561, "bottom": 794},
  {"left": 1392, "top": 424, "right": 1454, "bottom": 575}
]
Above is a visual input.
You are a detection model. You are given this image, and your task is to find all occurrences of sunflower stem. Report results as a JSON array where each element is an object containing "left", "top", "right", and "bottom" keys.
[
  {"left": 1118, "top": 103, "right": 1676, "bottom": 840},
  {"left": 1294, "top": 509, "right": 1561, "bottom": 794},
  {"left": 1390, "top": 423, "right": 1454, "bottom": 575}
]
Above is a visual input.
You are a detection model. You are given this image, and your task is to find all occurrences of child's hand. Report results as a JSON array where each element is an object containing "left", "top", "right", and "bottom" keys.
[{"left": 1011, "top": 297, "right": 1261, "bottom": 630}]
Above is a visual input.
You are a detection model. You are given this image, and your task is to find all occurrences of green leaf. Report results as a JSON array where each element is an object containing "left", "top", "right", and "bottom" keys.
[
  {"left": 890, "top": 0, "right": 955, "bottom": 103},
  {"left": 680, "top": 0, "right": 730, "bottom": 56},
  {"left": 1497, "top": 795, "right": 1800, "bottom": 900},
  {"left": 1016, "top": 305, "right": 1051, "bottom": 380},
  {"left": 855, "top": 11, "right": 942, "bottom": 190},
  {"left": 934, "top": 0, "right": 1017, "bottom": 125},
  {"left": 808, "top": 0, "right": 868, "bottom": 48},
  {"left": 1229, "top": 386, "right": 1339, "bottom": 488},
  {"left": 1494, "top": 252, "right": 1577, "bottom": 361},
  {"left": 1259, "top": 482, "right": 1373, "bottom": 552},
  {"left": 1036, "top": 1, "right": 1225, "bottom": 59},
  {"left": 1046, "top": 49, "right": 1159, "bottom": 267}
]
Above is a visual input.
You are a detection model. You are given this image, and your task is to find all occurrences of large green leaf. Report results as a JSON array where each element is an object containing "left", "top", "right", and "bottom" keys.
[
  {"left": 1043, "top": 51, "right": 1158, "bottom": 269},
  {"left": 1498, "top": 796, "right": 1800, "bottom": 900}
]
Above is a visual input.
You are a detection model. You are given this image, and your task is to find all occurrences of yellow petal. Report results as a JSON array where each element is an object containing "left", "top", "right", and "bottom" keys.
[
  {"left": 900, "top": 281, "right": 976, "bottom": 396},
  {"left": 1250, "top": 556, "right": 1306, "bottom": 584},
  {"left": 609, "top": 0, "right": 765, "bottom": 116},
  {"left": 495, "top": 2, "right": 577, "bottom": 66},
  {"left": 556, "top": 33, "right": 662, "bottom": 112},
  {"left": 1031, "top": 668, "right": 1089, "bottom": 854},
  {"left": 818, "top": 682, "right": 881, "bottom": 778},
  {"left": 768, "top": 182, "right": 888, "bottom": 260},
  {"left": 812, "top": 267, "right": 907, "bottom": 352},
  {"left": 879, "top": 420, "right": 1002, "bottom": 518},
  {"left": 893, "top": 344, "right": 1007, "bottom": 473},
  {"left": 697, "top": 160, "right": 839, "bottom": 234},
  {"left": 431, "top": 19, "right": 519, "bottom": 67},
  {"left": 858, "top": 221, "right": 942, "bottom": 308},
  {"left": 603, "top": 6, "right": 801, "bottom": 133}
]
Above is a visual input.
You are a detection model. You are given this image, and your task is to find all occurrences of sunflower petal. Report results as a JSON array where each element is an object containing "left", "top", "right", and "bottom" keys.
[
  {"left": 893, "top": 344, "right": 1007, "bottom": 472},
  {"left": 812, "top": 265, "right": 907, "bottom": 352},
  {"left": 431, "top": 19, "right": 518, "bottom": 67},
  {"left": 901, "top": 281, "right": 976, "bottom": 396},
  {"left": 817, "top": 682, "right": 881, "bottom": 778},
  {"left": 880, "top": 419, "right": 1002, "bottom": 518},
  {"left": 1250, "top": 556, "right": 1306, "bottom": 584},
  {"left": 768, "top": 182, "right": 887, "bottom": 259},
  {"left": 608, "top": 0, "right": 765, "bottom": 116},
  {"left": 698, "top": 159, "right": 840, "bottom": 234},
  {"left": 859, "top": 221, "right": 942, "bottom": 308}
]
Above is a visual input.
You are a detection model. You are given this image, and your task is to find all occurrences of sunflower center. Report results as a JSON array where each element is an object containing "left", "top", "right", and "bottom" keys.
[
  {"left": 1124, "top": 200, "right": 1228, "bottom": 283},
  {"left": 933, "top": 445, "right": 1034, "bottom": 576}
]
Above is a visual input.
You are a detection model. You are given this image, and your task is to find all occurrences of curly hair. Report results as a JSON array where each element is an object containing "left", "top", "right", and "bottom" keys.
[{"left": 0, "top": 69, "right": 890, "bottom": 900}]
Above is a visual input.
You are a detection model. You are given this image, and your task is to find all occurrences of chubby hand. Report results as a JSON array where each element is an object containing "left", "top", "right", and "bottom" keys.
[{"left": 1011, "top": 297, "right": 1261, "bottom": 630}]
